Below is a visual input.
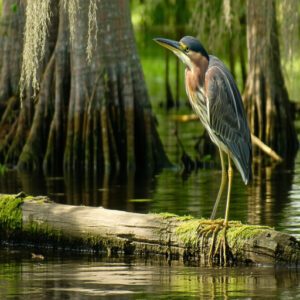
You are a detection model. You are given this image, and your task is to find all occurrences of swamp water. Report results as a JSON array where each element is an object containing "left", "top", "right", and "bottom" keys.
[
  {"left": 1, "top": 249, "right": 300, "bottom": 299},
  {"left": 1, "top": 111, "right": 300, "bottom": 298}
]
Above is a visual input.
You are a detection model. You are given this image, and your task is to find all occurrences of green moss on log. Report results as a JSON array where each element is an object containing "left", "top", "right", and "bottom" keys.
[
  {"left": 158, "top": 212, "right": 178, "bottom": 219},
  {"left": 175, "top": 218, "right": 274, "bottom": 250},
  {"left": 226, "top": 224, "right": 273, "bottom": 250},
  {"left": 158, "top": 212, "right": 194, "bottom": 221},
  {"left": 0, "top": 194, "right": 24, "bottom": 234},
  {"left": 175, "top": 219, "right": 200, "bottom": 247}
]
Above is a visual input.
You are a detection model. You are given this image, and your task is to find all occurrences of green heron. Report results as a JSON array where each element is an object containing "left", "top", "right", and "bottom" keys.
[{"left": 154, "top": 36, "right": 252, "bottom": 227}]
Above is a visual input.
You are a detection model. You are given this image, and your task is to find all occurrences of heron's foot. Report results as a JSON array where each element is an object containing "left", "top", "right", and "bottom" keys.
[
  {"left": 197, "top": 219, "right": 225, "bottom": 263},
  {"left": 214, "top": 225, "right": 229, "bottom": 266},
  {"left": 197, "top": 219, "right": 227, "bottom": 239},
  {"left": 197, "top": 219, "right": 241, "bottom": 265}
]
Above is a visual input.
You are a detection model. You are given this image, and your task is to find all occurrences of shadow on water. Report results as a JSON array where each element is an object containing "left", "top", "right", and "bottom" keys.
[{"left": 0, "top": 249, "right": 300, "bottom": 299}]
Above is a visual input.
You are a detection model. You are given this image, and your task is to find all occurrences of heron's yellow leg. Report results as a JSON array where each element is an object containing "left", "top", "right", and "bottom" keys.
[
  {"left": 210, "top": 148, "right": 227, "bottom": 220},
  {"left": 224, "top": 155, "right": 233, "bottom": 225},
  {"left": 198, "top": 154, "right": 235, "bottom": 265},
  {"left": 212, "top": 155, "right": 233, "bottom": 266},
  {"left": 213, "top": 155, "right": 233, "bottom": 265},
  {"left": 198, "top": 149, "right": 227, "bottom": 262}
]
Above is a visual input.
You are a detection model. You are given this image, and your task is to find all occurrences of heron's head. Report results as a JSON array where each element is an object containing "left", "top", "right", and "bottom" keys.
[{"left": 154, "top": 36, "right": 209, "bottom": 70}]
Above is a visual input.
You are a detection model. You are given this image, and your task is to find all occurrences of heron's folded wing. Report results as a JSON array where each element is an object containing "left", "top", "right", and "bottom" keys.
[{"left": 205, "top": 60, "right": 252, "bottom": 184}]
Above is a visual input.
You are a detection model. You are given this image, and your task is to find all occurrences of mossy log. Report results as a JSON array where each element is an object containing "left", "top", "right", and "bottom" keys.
[{"left": 0, "top": 193, "right": 300, "bottom": 266}]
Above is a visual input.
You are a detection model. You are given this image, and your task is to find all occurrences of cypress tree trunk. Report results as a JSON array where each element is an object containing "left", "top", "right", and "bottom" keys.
[
  {"left": 0, "top": 0, "right": 169, "bottom": 175},
  {"left": 0, "top": 0, "right": 26, "bottom": 164},
  {"left": 0, "top": 0, "right": 24, "bottom": 104},
  {"left": 243, "top": 0, "right": 298, "bottom": 157},
  {"left": 0, "top": 1, "right": 58, "bottom": 168}
]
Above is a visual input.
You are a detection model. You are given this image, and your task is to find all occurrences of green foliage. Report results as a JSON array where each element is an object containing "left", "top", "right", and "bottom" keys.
[{"left": 131, "top": 0, "right": 194, "bottom": 35}]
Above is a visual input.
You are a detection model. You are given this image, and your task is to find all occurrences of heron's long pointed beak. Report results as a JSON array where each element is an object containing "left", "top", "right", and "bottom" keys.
[
  {"left": 154, "top": 37, "right": 192, "bottom": 69},
  {"left": 153, "top": 37, "right": 182, "bottom": 53}
]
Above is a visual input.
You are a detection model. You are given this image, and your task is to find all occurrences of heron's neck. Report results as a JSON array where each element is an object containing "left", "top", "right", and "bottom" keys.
[
  {"left": 185, "top": 61, "right": 208, "bottom": 92},
  {"left": 193, "top": 57, "right": 209, "bottom": 87}
]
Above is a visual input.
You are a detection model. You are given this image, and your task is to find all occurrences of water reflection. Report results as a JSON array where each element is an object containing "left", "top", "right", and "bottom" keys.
[
  {"left": 0, "top": 153, "right": 300, "bottom": 238},
  {"left": 0, "top": 249, "right": 299, "bottom": 299},
  {"left": 247, "top": 160, "right": 294, "bottom": 227}
]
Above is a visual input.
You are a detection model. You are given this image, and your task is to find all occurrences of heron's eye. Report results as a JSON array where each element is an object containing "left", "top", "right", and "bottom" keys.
[{"left": 184, "top": 47, "right": 189, "bottom": 53}]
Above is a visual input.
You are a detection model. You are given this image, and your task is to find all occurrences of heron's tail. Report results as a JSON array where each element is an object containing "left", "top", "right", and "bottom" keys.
[{"left": 230, "top": 141, "right": 252, "bottom": 185}]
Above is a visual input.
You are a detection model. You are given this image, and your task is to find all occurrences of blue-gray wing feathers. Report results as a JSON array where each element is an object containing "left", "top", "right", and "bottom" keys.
[{"left": 205, "top": 56, "right": 252, "bottom": 184}]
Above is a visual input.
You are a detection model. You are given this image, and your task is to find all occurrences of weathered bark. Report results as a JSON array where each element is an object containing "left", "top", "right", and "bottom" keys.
[
  {"left": 0, "top": 1, "right": 26, "bottom": 164},
  {"left": 1, "top": 194, "right": 300, "bottom": 266},
  {"left": 17, "top": 55, "right": 55, "bottom": 170},
  {"left": 43, "top": 6, "right": 70, "bottom": 174},
  {"left": 3, "top": 94, "right": 33, "bottom": 167},
  {"left": 0, "top": 0, "right": 169, "bottom": 175},
  {"left": 0, "top": 0, "right": 24, "bottom": 104},
  {"left": 243, "top": 0, "right": 298, "bottom": 158}
]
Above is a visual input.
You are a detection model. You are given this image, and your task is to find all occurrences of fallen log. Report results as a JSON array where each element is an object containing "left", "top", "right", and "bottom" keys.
[{"left": 1, "top": 193, "right": 299, "bottom": 266}]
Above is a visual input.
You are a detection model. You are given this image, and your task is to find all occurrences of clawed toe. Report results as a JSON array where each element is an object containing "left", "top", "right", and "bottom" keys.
[
  {"left": 213, "top": 227, "right": 228, "bottom": 265},
  {"left": 197, "top": 220, "right": 234, "bottom": 266}
]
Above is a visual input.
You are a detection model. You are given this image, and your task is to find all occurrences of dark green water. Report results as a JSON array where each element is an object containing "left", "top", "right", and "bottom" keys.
[
  {"left": 1, "top": 110, "right": 300, "bottom": 298},
  {"left": 1, "top": 249, "right": 300, "bottom": 299}
]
